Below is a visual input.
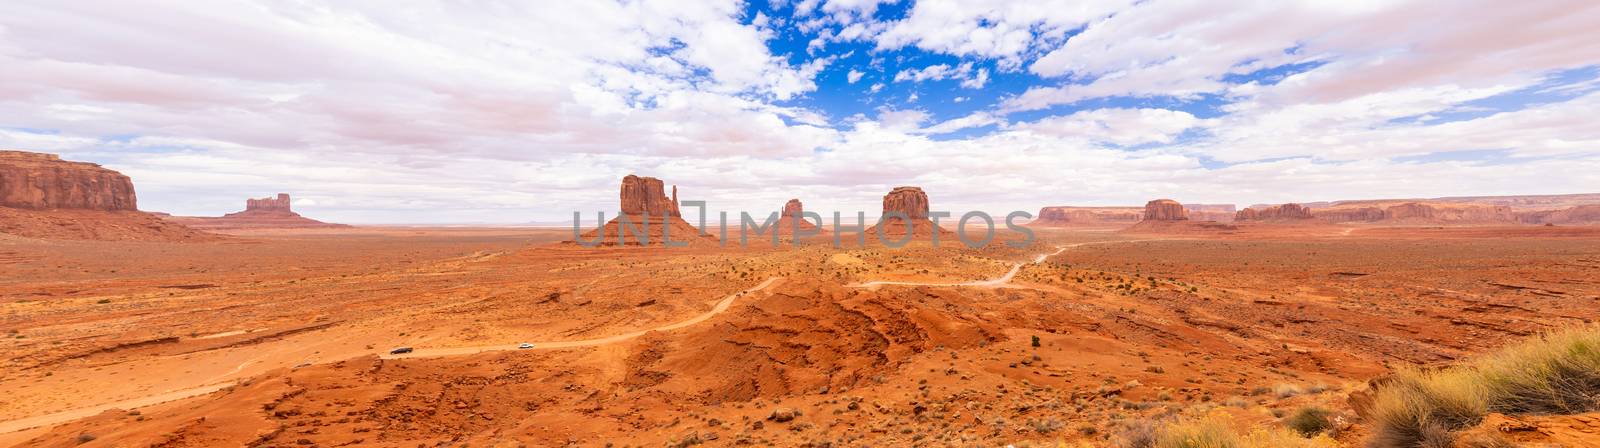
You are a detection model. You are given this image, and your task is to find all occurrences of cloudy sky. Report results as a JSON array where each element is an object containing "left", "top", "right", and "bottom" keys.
[{"left": 2, "top": 0, "right": 1598, "bottom": 224}]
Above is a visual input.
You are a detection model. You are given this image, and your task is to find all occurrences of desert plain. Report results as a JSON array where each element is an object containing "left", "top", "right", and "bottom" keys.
[{"left": 5, "top": 216, "right": 1600, "bottom": 447}]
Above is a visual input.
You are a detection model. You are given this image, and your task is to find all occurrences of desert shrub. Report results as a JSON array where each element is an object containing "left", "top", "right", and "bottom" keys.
[
  {"left": 1284, "top": 406, "right": 1333, "bottom": 436},
  {"left": 1116, "top": 420, "right": 1159, "bottom": 448},
  {"left": 1117, "top": 415, "right": 1336, "bottom": 448},
  {"left": 1473, "top": 326, "right": 1600, "bottom": 414},
  {"left": 1368, "top": 325, "right": 1600, "bottom": 447},
  {"left": 1366, "top": 367, "right": 1487, "bottom": 448},
  {"left": 1153, "top": 418, "right": 1238, "bottom": 448}
]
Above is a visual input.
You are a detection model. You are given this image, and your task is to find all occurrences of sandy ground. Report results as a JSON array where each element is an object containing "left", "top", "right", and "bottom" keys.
[{"left": 2, "top": 225, "right": 1599, "bottom": 446}]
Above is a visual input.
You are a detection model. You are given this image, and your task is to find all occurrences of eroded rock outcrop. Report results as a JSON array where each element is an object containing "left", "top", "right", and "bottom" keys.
[
  {"left": 245, "top": 193, "right": 292, "bottom": 213},
  {"left": 779, "top": 198, "right": 821, "bottom": 233},
  {"left": 620, "top": 175, "right": 680, "bottom": 218},
  {"left": 1312, "top": 202, "right": 1515, "bottom": 224},
  {"left": 0, "top": 150, "right": 137, "bottom": 211},
  {"left": 0, "top": 150, "right": 212, "bottom": 240},
  {"left": 1143, "top": 199, "right": 1188, "bottom": 221},
  {"left": 781, "top": 199, "right": 805, "bottom": 219},
  {"left": 1183, "top": 203, "right": 1236, "bottom": 222},
  {"left": 864, "top": 186, "right": 954, "bottom": 239},
  {"left": 169, "top": 193, "right": 347, "bottom": 229},
  {"left": 578, "top": 175, "right": 711, "bottom": 246},
  {"left": 1518, "top": 205, "right": 1600, "bottom": 225},
  {"left": 1032, "top": 206, "right": 1144, "bottom": 226},
  {"left": 881, "top": 186, "right": 929, "bottom": 220},
  {"left": 1237, "top": 203, "right": 1313, "bottom": 221}
]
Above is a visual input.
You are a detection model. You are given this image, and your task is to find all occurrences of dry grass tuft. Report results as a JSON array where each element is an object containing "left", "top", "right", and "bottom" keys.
[{"left": 1368, "top": 325, "right": 1600, "bottom": 447}]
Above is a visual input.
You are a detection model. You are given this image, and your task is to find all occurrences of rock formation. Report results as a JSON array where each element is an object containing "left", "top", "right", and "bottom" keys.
[
  {"left": 1517, "top": 205, "right": 1600, "bottom": 225},
  {"left": 779, "top": 198, "right": 822, "bottom": 233},
  {"left": 881, "top": 186, "right": 930, "bottom": 220},
  {"left": 0, "top": 150, "right": 137, "bottom": 211},
  {"left": 1143, "top": 199, "right": 1188, "bottom": 221},
  {"left": 863, "top": 186, "right": 955, "bottom": 240},
  {"left": 1236, "top": 203, "right": 1313, "bottom": 221},
  {"left": 578, "top": 175, "right": 712, "bottom": 246},
  {"left": 0, "top": 150, "right": 211, "bottom": 240},
  {"left": 1311, "top": 202, "right": 1515, "bottom": 224},
  {"left": 781, "top": 199, "right": 805, "bottom": 219},
  {"left": 1183, "top": 203, "right": 1236, "bottom": 222},
  {"left": 620, "top": 175, "right": 680, "bottom": 217},
  {"left": 245, "top": 193, "right": 292, "bottom": 213},
  {"left": 1031, "top": 206, "right": 1144, "bottom": 226},
  {"left": 168, "top": 193, "right": 347, "bottom": 229}
]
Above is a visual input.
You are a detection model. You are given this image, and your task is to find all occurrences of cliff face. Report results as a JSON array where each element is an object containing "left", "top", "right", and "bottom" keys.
[
  {"left": 1237, "top": 203, "right": 1314, "bottom": 221},
  {"left": 620, "top": 175, "right": 680, "bottom": 217},
  {"left": 1312, "top": 202, "right": 1515, "bottom": 224},
  {"left": 172, "top": 193, "right": 348, "bottom": 229},
  {"left": 0, "top": 150, "right": 137, "bottom": 211},
  {"left": 865, "top": 186, "right": 953, "bottom": 239},
  {"left": 1143, "top": 199, "right": 1188, "bottom": 221},
  {"left": 245, "top": 193, "right": 292, "bottom": 213},
  {"left": 1032, "top": 206, "right": 1143, "bottom": 226},
  {"left": 881, "top": 186, "right": 930, "bottom": 220},
  {"left": 1516, "top": 205, "right": 1600, "bottom": 225}
]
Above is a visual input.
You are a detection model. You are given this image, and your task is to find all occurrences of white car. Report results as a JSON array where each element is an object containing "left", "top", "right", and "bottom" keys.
[{"left": 517, "top": 343, "right": 534, "bottom": 349}]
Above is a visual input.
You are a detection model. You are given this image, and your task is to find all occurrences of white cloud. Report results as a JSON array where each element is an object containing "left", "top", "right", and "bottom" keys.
[
  {"left": 1014, "top": 108, "right": 1202, "bottom": 146},
  {"left": 892, "top": 61, "right": 987, "bottom": 88},
  {"left": 0, "top": 0, "right": 1595, "bottom": 224}
]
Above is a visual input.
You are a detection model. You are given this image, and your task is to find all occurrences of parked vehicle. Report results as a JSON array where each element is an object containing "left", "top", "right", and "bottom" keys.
[
  {"left": 389, "top": 347, "right": 413, "bottom": 354},
  {"left": 518, "top": 343, "right": 534, "bottom": 349}
]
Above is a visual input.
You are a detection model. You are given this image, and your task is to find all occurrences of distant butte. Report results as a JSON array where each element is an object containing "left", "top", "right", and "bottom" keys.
[
  {"left": 1031, "top": 206, "right": 1143, "bottom": 227},
  {"left": 577, "top": 175, "right": 713, "bottom": 246},
  {"left": 774, "top": 198, "right": 824, "bottom": 235},
  {"left": 169, "top": 193, "right": 348, "bottom": 229},
  {"left": 863, "top": 186, "right": 955, "bottom": 240}
]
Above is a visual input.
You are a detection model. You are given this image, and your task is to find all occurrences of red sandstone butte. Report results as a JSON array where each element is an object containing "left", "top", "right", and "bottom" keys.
[
  {"left": 863, "top": 186, "right": 955, "bottom": 239},
  {"left": 1236, "top": 203, "right": 1313, "bottom": 221},
  {"left": 579, "top": 175, "right": 711, "bottom": 246},
  {"left": 1032, "top": 206, "right": 1144, "bottom": 226},
  {"left": 1143, "top": 199, "right": 1189, "bottom": 221},
  {"left": 171, "top": 193, "right": 347, "bottom": 229},
  {"left": 0, "top": 150, "right": 137, "bottom": 211},
  {"left": 0, "top": 150, "right": 211, "bottom": 240}
]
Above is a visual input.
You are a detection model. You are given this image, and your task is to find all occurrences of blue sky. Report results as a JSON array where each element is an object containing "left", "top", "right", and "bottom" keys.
[{"left": 1, "top": 0, "right": 1598, "bottom": 223}]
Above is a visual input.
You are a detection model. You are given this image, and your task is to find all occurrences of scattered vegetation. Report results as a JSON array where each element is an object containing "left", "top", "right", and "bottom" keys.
[
  {"left": 1369, "top": 325, "right": 1600, "bottom": 447},
  {"left": 1283, "top": 406, "right": 1334, "bottom": 436},
  {"left": 1115, "top": 414, "right": 1336, "bottom": 448}
]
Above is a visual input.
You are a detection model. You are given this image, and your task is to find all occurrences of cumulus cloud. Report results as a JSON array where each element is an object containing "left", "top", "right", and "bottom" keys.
[{"left": 0, "top": 0, "right": 1595, "bottom": 223}]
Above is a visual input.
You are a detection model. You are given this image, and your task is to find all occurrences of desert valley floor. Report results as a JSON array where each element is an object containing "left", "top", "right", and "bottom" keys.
[{"left": 3, "top": 225, "right": 1600, "bottom": 447}]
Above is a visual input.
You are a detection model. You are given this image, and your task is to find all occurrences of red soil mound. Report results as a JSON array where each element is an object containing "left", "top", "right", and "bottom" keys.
[{"left": 0, "top": 208, "right": 216, "bottom": 241}]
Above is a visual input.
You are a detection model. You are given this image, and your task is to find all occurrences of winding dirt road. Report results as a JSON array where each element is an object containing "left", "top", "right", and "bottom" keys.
[
  {"left": 381, "top": 277, "right": 784, "bottom": 359},
  {"left": 849, "top": 239, "right": 1170, "bottom": 288},
  {"left": 2, "top": 238, "right": 1168, "bottom": 436}
]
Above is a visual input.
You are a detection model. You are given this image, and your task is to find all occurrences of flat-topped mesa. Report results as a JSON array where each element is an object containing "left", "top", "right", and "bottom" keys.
[
  {"left": 882, "top": 186, "right": 930, "bottom": 220},
  {"left": 619, "top": 175, "right": 680, "bottom": 217},
  {"left": 1032, "top": 206, "right": 1144, "bottom": 226},
  {"left": 1183, "top": 203, "right": 1236, "bottom": 222},
  {"left": 245, "top": 193, "right": 292, "bottom": 213},
  {"left": 864, "top": 186, "right": 954, "bottom": 239},
  {"left": 1237, "top": 203, "right": 1313, "bottom": 221},
  {"left": 0, "top": 150, "right": 137, "bottom": 211},
  {"left": 1143, "top": 199, "right": 1188, "bottom": 221}
]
